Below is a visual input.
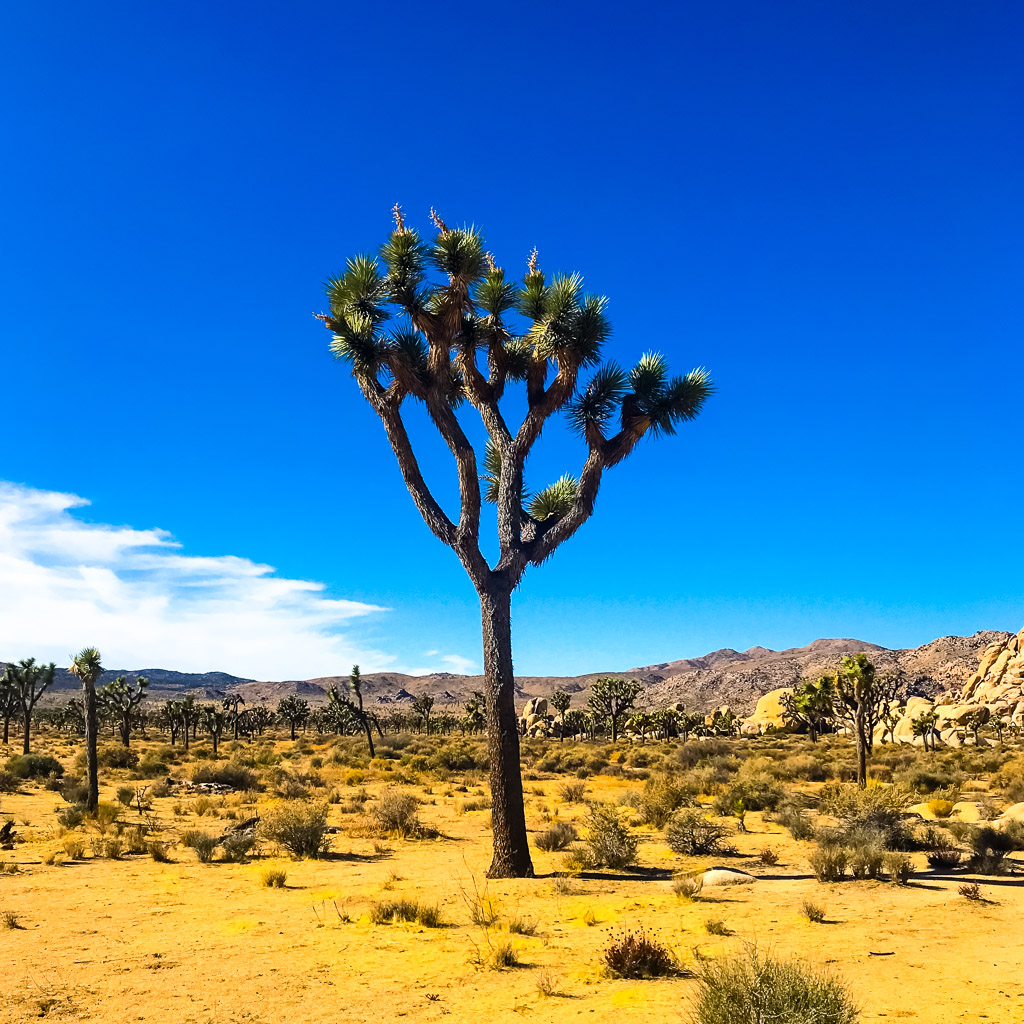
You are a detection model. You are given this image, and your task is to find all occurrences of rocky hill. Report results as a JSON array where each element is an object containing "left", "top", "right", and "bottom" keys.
[{"left": 12, "top": 629, "right": 1009, "bottom": 715}]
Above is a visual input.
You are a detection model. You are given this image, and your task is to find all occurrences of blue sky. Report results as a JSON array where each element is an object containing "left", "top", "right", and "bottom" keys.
[{"left": 1, "top": 2, "right": 1021, "bottom": 679}]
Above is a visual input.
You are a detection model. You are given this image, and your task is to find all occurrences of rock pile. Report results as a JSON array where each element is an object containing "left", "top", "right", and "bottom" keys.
[{"left": 741, "top": 628, "right": 1024, "bottom": 748}]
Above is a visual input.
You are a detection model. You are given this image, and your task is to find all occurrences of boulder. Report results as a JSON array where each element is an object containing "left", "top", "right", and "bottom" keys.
[{"left": 744, "top": 688, "right": 792, "bottom": 734}]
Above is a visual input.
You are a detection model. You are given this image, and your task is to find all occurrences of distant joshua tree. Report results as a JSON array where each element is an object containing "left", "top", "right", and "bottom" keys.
[
  {"left": 277, "top": 695, "right": 311, "bottom": 741},
  {"left": 550, "top": 689, "right": 571, "bottom": 742},
  {"left": 4, "top": 658, "right": 56, "bottom": 754},
  {"left": 587, "top": 677, "right": 641, "bottom": 743},
  {"left": 97, "top": 675, "right": 148, "bottom": 747},
  {"left": 316, "top": 208, "right": 712, "bottom": 875},
  {"left": 411, "top": 694, "right": 435, "bottom": 735},
  {"left": 69, "top": 647, "right": 104, "bottom": 810}
]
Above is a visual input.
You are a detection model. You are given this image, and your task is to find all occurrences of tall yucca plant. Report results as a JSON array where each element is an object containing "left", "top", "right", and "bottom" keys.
[
  {"left": 69, "top": 647, "right": 104, "bottom": 810},
  {"left": 316, "top": 208, "right": 713, "bottom": 877}
]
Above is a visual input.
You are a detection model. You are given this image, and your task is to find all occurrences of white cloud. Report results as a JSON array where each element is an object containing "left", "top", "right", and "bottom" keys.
[{"left": 0, "top": 481, "right": 478, "bottom": 679}]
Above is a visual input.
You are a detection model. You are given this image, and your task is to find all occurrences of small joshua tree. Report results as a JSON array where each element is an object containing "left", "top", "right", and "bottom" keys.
[
  {"left": 316, "top": 208, "right": 712, "bottom": 875},
  {"left": 550, "top": 689, "right": 571, "bottom": 742},
  {"left": 411, "top": 694, "right": 435, "bottom": 736},
  {"left": 277, "top": 695, "right": 311, "bottom": 741}
]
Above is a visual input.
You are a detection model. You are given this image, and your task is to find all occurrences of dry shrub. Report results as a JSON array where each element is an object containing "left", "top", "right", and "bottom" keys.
[
  {"left": 260, "top": 802, "right": 330, "bottom": 858},
  {"left": 261, "top": 867, "right": 288, "bottom": 888},
  {"left": 926, "top": 848, "right": 962, "bottom": 870},
  {"left": 757, "top": 847, "right": 779, "bottom": 867},
  {"left": 809, "top": 843, "right": 847, "bottom": 882},
  {"left": 883, "top": 851, "right": 912, "bottom": 885},
  {"left": 534, "top": 821, "right": 578, "bottom": 852},
  {"left": 372, "top": 790, "right": 421, "bottom": 837},
  {"left": 673, "top": 873, "right": 704, "bottom": 900},
  {"left": 370, "top": 898, "right": 442, "bottom": 927},
  {"left": 958, "top": 882, "right": 982, "bottom": 901},
  {"left": 690, "top": 944, "right": 858, "bottom": 1024},
  {"left": 602, "top": 927, "right": 677, "bottom": 978},
  {"left": 927, "top": 799, "right": 954, "bottom": 818},
  {"left": 583, "top": 805, "right": 638, "bottom": 868},
  {"left": 801, "top": 900, "right": 826, "bottom": 923},
  {"left": 558, "top": 781, "right": 586, "bottom": 804},
  {"left": 665, "top": 808, "right": 731, "bottom": 856}
]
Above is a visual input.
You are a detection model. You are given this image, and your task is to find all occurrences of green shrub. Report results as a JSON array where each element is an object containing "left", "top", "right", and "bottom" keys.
[
  {"left": 98, "top": 745, "right": 138, "bottom": 769},
  {"left": 583, "top": 805, "right": 637, "bottom": 869},
  {"left": 665, "top": 808, "right": 732, "bottom": 856},
  {"left": 191, "top": 832, "right": 218, "bottom": 863},
  {"left": 58, "top": 777, "right": 89, "bottom": 805},
  {"left": 602, "top": 927, "right": 676, "bottom": 978},
  {"left": 968, "top": 826, "right": 1020, "bottom": 874},
  {"left": 558, "top": 781, "right": 586, "bottom": 803},
  {"left": 689, "top": 944, "right": 858, "bottom": 1024},
  {"left": 776, "top": 803, "right": 815, "bottom": 841},
  {"left": 801, "top": 900, "right": 826, "bottom": 923},
  {"left": 116, "top": 786, "right": 136, "bottom": 807},
  {"left": 429, "top": 740, "right": 486, "bottom": 772},
  {"left": 261, "top": 867, "right": 287, "bottom": 887},
  {"left": 260, "top": 802, "right": 331, "bottom": 858},
  {"left": 0, "top": 771, "right": 19, "bottom": 794},
  {"left": 883, "top": 851, "right": 912, "bottom": 884},
  {"left": 5, "top": 754, "right": 64, "bottom": 779}
]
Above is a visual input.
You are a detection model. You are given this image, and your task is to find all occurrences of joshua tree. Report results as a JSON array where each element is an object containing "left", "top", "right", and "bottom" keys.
[
  {"left": 68, "top": 647, "right": 104, "bottom": 810},
  {"left": 587, "top": 677, "right": 641, "bottom": 743},
  {"left": 910, "top": 709, "right": 939, "bottom": 751},
  {"left": 550, "top": 689, "right": 571, "bottom": 742},
  {"left": 411, "top": 693, "right": 435, "bottom": 735},
  {"left": 4, "top": 659, "right": 56, "bottom": 753},
  {"left": 781, "top": 675, "right": 835, "bottom": 743},
  {"left": 0, "top": 670, "right": 21, "bottom": 745},
  {"left": 157, "top": 700, "right": 182, "bottom": 744},
  {"left": 277, "top": 695, "right": 311, "bottom": 741},
  {"left": 223, "top": 693, "right": 245, "bottom": 740},
  {"left": 202, "top": 704, "right": 226, "bottom": 754},
  {"left": 316, "top": 208, "right": 712, "bottom": 876},
  {"left": 627, "top": 710, "right": 652, "bottom": 743},
  {"left": 97, "top": 675, "right": 148, "bottom": 747},
  {"left": 831, "top": 654, "right": 898, "bottom": 788},
  {"left": 463, "top": 690, "right": 486, "bottom": 734},
  {"left": 246, "top": 704, "right": 273, "bottom": 737},
  {"left": 346, "top": 665, "right": 376, "bottom": 757}
]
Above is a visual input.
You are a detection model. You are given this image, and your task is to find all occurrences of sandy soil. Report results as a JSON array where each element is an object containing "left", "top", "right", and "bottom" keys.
[{"left": 1, "top": 736, "right": 1023, "bottom": 1024}]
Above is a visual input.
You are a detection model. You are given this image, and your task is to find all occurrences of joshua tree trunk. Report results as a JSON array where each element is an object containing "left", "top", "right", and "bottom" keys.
[
  {"left": 855, "top": 708, "right": 868, "bottom": 789},
  {"left": 84, "top": 681, "right": 99, "bottom": 810},
  {"left": 480, "top": 583, "right": 533, "bottom": 878}
]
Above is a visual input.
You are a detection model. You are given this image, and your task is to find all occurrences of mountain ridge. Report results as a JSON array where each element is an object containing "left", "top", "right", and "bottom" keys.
[{"left": 8, "top": 630, "right": 1009, "bottom": 716}]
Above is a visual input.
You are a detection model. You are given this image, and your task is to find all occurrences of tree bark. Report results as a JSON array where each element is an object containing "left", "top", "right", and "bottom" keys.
[
  {"left": 855, "top": 708, "right": 868, "bottom": 789},
  {"left": 84, "top": 681, "right": 99, "bottom": 811},
  {"left": 23, "top": 715, "right": 31, "bottom": 755},
  {"left": 480, "top": 584, "right": 534, "bottom": 878}
]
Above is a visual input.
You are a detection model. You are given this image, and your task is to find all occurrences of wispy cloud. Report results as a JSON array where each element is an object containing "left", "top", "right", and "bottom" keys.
[{"left": 0, "top": 481, "right": 477, "bottom": 680}]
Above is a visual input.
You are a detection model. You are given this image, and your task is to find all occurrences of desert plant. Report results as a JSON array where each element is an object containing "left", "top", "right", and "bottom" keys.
[
  {"left": 370, "top": 897, "right": 443, "bottom": 927},
  {"left": 57, "top": 805, "right": 86, "bottom": 830},
  {"left": 801, "top": 900, "right": 826, "bottom": 923},
  {"left": 534, "top": 821, "right": 578, "bottom": 852},
  {"left": 372, "top": 789, "right": 420, "bottom": 837},
  {"left": 926, "top": 798, "right": 954, "bottom": 818},
  {"left": 638, "top": 775, "right": 690, "bottom": 827},
  {"left": 221, "top": 832, "right": 257, "bottom": 863},
  {"left": 602, "top": 927, "right": 676, "bottom": 978},
  {"left": 665, "top": 807, "right": 732, "bottom": 856},
  {"left": 690, "top": 944, "right": 858, "bottom": 1024},
  {"left": 317, "top": 217, "right": 713, "bottom": 875},
  {"left": 115, "top": 785, "right": 135, "bottom": 807},
  {"left": 5, "top": 754, "right": 64, "bottom": 779},
  {"left": 758, "top": 847, "right": 779, "bottom": 867},
  {"left": 2, "top": 910, "right": 22, "bottom": 929},
  {"left": 809, "top": 842, "right": 848, "bottom": 882},
  {"left": 261, "top": 867, "right": 288, "bottom": 888},
  {"left": 777, "top": 803, "right": 815, "bottom": 841},
  {"left": 190, "top": 832, "right": 218, "bottom": 863},
  {"left": 958, "top": 882, "right": 982, "bottom": 901},
  {"left": 558, "top": 781, "right": 586, "bottom": 804},
  {"left": 260, "top": 802, "right": 331, "bottom": 858},
  {"left": 883, "top": 851, "right": 912, "bottom": 884},
  {"left": 704, "top": 918, "right": 730, "bottom": 936},
  {"left": 148, "top": 841, "right": 170, "bottom": 862},
  {"left": 583, "top": 805, "right": 638, "bottom": 868},
  {"left": 846, "top": 841, "right": 884, "bottom": 880},
  {"left": 68, "top": 647, "right": 104, "bottom": 810},
  {"left": 673, "top": 873, "right": 704, "bottom": 900},
  {"left": 62, "top": 837, "right": 86, "bottom": 859},
  {"left": 926, "top": 848, "right": 962, "bottom": 870},
  {"left": 507, "top": 913, "right": 538, "bottom": 935}
]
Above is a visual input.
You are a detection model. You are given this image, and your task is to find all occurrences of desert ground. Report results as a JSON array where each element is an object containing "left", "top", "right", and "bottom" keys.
[{"left": 1, "top": 727, "right": 1023, "bottom": 1024}]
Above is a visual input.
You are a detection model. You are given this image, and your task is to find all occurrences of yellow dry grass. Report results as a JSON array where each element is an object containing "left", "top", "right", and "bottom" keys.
[{"left": 0, "top": 732, "right": 1022, "bottom": 1023}]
